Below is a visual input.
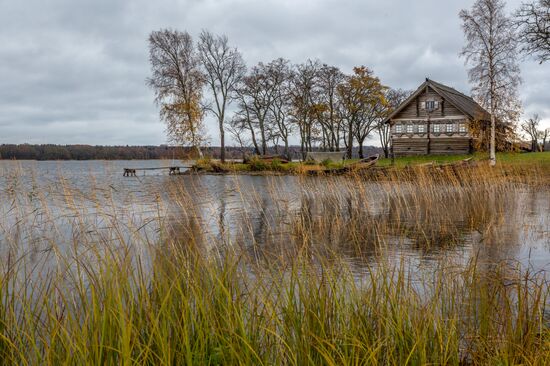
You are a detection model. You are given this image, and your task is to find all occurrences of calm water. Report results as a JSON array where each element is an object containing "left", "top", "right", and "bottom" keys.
[{"left": 0, "top": 160, "right": 549, "bottom": 279}]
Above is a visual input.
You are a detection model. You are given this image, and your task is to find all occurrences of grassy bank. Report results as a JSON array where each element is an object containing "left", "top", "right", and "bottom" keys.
[
  {"left": 0, "top": 161, "right": 549, "bottom": 364},
  {"left": 378, "top": 151, "right": 550, "bottom": 167},
  {"left": 192, "top": 151, "right": 550, "bottom": 176}
]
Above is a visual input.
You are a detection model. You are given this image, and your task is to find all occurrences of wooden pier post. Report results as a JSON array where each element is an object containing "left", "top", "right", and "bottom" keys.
[
  {"left": 123, "top": 165, "right": 189, "bottom": 176},
  {"left": 123, "top": 168, "right": 137, "bottom": 177}
]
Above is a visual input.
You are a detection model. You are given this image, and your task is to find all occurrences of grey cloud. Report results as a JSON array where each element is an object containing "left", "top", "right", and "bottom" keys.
[{"left": 1, "top": 0, "right": 549, "bottom": 146}]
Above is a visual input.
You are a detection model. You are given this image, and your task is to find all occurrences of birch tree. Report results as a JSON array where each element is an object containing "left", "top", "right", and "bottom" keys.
[
  {"left": 338, "top": 66, "right": 386, "bottom": 159},
  {"left": 232, "top": 90, "right": 261, "bottom": 155},
  {"left": 290, "top": 60, "right": 321, "bottom": 159},
  {"left": 521, "top": 114, "right": 542, "bottom": 151},
  {"left": 233, "top": 62, "right": 279, "bottom": 155},
  {"left": 147, "top": 29, "right": 206, "bottom": 157},
  {"left": 352, "top": 68, "right": 388, "bottom": 159},
  {"left": 266, "top": 58, "right": 294, "bottom": 159},
  {"left": 541, "top": 128, "right": 550, "bottom": 151},
  {"left": 198, "top": 31, "right": 246, "bottom": 162},
  {"left": 317, "top": 65, "right": 345, "bottom": 152},
  {"left": 541, "top": 128, "right": 549, "bottom": 151},
  {"left": 460, "top": 0, "right": 522, "bottom": 166}
]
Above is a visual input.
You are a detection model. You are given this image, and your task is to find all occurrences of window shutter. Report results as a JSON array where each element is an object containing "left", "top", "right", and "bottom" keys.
[{"left": 434, "top": 101, "right": 439, "bottom": 109}]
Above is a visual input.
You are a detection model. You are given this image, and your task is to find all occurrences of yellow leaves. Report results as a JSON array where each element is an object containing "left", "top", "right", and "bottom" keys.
[{"left": 338, "top": 66, "right": 388, "bottom": 116}]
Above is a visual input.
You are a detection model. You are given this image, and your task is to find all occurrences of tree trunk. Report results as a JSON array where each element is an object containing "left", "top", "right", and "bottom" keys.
[
  {"left": 490, "top": 106, "right": 496, "bottom": 166},
  {"left": 219, "top": 121, "right": 225, "bottom": 163},
  {"left": 188, "top": 111, "right": 203, "bottom": 159},
  {"left": 336, "top": 126, "right": 341, "bottom": 152},
  {"left": 284, "top": 140, "right": 289, "bottom": 161},
  {"left": 259, "top": 119, "right": 267, "bottom": 155},
  {"left": 246, "top": 121, "right": 260, "bottom": 155},
  {"left": 307, "top": 124, "right": 312, "bottom": 152},
  {"left": 300, "top": 126, "right": 306, "bottom": 160},
  {"left": 347, "top": 122, "right": 353, "bottom": 159},
  {"left": 196, "top": 145, "right": 203, "bottom": 158},
  {"left": 261, "top": 137, "right": 267, "bottom": 155},
  {"left": 358, "top": 139, "right": 364, "bottom": 159}
]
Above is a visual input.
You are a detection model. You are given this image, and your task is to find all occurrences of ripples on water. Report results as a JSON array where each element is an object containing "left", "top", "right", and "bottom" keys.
[{"left": 0, "top": 160, "right": 549, "bottom": 281}]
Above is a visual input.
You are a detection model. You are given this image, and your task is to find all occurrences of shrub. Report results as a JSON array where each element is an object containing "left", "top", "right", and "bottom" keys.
[
  {"left": 195, "top": 156, "right": 213, "bottom": 170},
  {"left": 320, "top": 158, "right": 333, "bottom": 168},
  {"left": 270, "top": 158, "right": 283, "bottom": 171},
  {"left": 248, "top": 156, "right": 269, "bottom": 171}
]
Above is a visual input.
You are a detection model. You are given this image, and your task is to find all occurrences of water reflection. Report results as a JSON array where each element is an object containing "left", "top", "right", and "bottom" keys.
[
  {"left": 0, "top": 160, "right": 548, "bottom": 280},
  {"left": 164, "top": 174, "right": 549, "bottom": 276}
]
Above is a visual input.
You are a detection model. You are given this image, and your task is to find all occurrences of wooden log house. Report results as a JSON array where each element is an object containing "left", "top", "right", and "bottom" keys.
[{"left": 384, "top": 78, "right": 491, "bottom": 156}]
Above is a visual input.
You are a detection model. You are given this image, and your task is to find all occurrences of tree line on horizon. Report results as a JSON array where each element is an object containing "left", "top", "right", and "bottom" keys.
[
  {"left": 0, "top": 144, "right": 190, "bottom": 161},
  {"left": 0, "top": 144, "right": 385, "bottom": 161},
  {"left": 147, "top": 0, "right": 549, "bottom": 164}
]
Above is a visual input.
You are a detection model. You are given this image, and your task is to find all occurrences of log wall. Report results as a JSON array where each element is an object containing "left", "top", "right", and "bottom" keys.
[
  {"left": 429, "top": 138, "right": 471, "bottom": 155},
  {"left": 393, "top": 137, "right": 471, "bottom": 157},
  {"left": 392, "top": 138, "right": 429, "bottom": 156}
]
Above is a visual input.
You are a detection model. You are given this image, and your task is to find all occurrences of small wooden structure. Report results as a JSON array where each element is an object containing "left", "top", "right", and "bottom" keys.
[
  {"left": 383, "top": 78, "right": 491, "bottom": 157},
  {"left": 123, "top": 168, "right": 136, "bottom": 177},
  {"left": 123, "top": 166, "right": 188, "bottom": 176}
]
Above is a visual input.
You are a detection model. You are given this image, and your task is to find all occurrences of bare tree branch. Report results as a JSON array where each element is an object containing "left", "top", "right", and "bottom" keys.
[
  {"left": 198, "top": 31, "right": 246, "bottom": 162},
  {"left": 515, "top": 0, "right": 550, "bottom": 63}
]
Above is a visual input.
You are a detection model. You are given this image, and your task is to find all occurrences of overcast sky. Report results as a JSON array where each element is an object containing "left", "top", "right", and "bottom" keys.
[{"left": 1, "top": 0, "right": 549, "bottom": 146}]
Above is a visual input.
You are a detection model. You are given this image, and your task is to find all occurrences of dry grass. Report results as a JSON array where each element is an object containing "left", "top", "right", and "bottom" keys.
[{"left": 0, "top": 161, "right": 548, "bottom": 365}]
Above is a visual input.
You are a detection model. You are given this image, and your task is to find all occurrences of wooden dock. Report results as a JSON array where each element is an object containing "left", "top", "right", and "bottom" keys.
[{"left": 123, "top": 166, "right": 191, "bottom": 176}]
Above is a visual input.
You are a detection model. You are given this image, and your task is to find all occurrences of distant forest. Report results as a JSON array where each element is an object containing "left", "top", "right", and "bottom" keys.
[{"left": 0, "top": 144, "right": 381, "bottom": 161}]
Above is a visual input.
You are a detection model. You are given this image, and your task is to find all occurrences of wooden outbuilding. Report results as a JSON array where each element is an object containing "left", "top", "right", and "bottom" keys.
[{"left": 384, "top": 78, "right": 491, "bottom": 156}]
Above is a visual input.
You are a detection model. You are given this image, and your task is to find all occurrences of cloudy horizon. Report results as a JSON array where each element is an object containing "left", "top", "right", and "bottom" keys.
[{"left": 1, "top": 0, "right": 549, "bottom": 146}]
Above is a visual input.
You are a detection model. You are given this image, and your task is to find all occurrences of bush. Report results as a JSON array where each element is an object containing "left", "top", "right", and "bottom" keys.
[
  {"left": 270, "top": 158, "right": 283, "bottom": 171},
  {"left": 248, "top": 156, "right": 269, "bottom": 171},
  {"left": 304, "top": 159, "right": 317, "bottom": 166},
  {"left": 195, "top": 156, "right": 213, "bottom": 170},
  {"left": 320, "top": 158, "right": 333, "bottom": 168}
]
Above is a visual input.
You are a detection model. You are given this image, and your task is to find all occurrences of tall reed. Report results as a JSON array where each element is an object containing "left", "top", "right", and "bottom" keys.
[{"left": 0, "top": 161, "right": 548, "bottom": 365}]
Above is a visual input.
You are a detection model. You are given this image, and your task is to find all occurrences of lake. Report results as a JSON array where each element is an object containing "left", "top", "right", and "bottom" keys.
[{"left": 0, "top": 159, "right": 549, "bottom": 281}]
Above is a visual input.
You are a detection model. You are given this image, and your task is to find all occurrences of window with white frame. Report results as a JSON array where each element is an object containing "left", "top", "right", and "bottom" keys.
[
  {"left": 395, "top": 124, "right": 402, "bottom": 133},
  {"left": 418, "top": 124, "right": 425, "bottom": 133},
  {"left": 433, "top": 124, "right": 440, "bottom": 133},
  {"left": 459, "top": 123, "right": 467, "bottom": 133},
  {"left": 446, "top": 123, "right": 454, "bottom": 132},
  {"left": 406, "top": 124, "right": 413, "bottom": 133},
  {"left": 424, "top": 100, "right": 439, "bottom": 111}
]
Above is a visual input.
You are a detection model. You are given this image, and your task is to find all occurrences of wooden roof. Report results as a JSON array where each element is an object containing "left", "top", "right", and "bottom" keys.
[{"left": 384, "top": 78, "right": 491, "bottom": 123}]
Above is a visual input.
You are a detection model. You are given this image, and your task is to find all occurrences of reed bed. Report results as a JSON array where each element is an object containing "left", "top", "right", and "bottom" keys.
[{"left": 0, "top": 161, "right": 548, "bottom": 365}]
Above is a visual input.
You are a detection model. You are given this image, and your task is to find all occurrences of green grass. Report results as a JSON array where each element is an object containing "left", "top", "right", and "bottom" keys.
[
  {"left": 378, "top": 151, "right": 550, "bottom": 167},
  {"left": 207, "top": 152, "right": 550, "bottom": 174},
  {"left": 377, "top": 154, "right": 473, "bottom": 167}
]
